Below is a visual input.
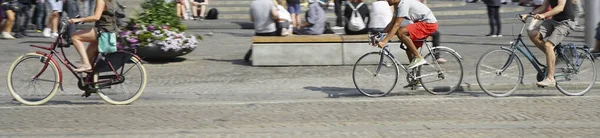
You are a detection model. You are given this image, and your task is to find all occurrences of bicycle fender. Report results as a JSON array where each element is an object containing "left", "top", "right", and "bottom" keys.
[
  {"left": 27, "top": 53, "right": 64, "bottom": 91},
  {"left": 432, "top": 46, "right": 463, "bottom": 59}
]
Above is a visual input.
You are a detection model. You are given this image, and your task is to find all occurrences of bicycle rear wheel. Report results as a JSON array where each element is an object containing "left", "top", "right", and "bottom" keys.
[
  {"left": 7, "top": 53, "right": 60, "bottom": 105},
  {"left": 95, "top": 52, "right": 147, "bottom": 105},
  {"left": 419, "top": 48, "right": 464, "bottom": 95},
  {"left": 352, "top": 52, "right": 399, "bottom": 97},
  {"left": 556, "top": 48, "right": 597, "bottom": 96},
  {"left": 476, "top": 49, "right": 523, "bottom": 97}
]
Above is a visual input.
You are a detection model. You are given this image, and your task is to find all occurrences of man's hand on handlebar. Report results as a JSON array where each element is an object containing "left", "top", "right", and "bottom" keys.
[{"left": 533, "top": 14, "right": 546, "bottom": 20}]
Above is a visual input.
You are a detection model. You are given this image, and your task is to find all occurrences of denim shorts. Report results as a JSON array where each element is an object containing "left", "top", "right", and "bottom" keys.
[
  {"left": 287, "top": 3, "right": 300, "bottom": 14},
  {"left": 47, "top": 0, "right": 63, "bottom": 12}
]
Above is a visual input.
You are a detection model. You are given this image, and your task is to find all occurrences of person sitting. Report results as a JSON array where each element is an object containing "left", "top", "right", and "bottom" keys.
[
  {"left": 377, "top": 0, "right": 438, "bottom": 69},
  {"left": 245, "top": 0, "right": 280, "bottom": 62},
  {"left": 191, "top": 0, "right": 208, "bottom": 20},
  {"left": 275, "top": 0, "right": 293, "bottom": 36},
  {"left": 344, "top": 0, "right": 369, "bottom": 35},
  {"left": 294, "top": 0, "right": 326, "bottom": 35},
  {"left": 368, "top": 0, "right": 391, "bottom": 34},
  {"left": 176, "top": 0, "right": 188, "bottom": 19}
]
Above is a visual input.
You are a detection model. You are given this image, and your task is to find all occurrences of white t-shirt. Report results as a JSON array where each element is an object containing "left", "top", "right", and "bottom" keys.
[
  {"left": 369, "top": 1, "right": 393, "bottom": 28},
  {"left": 395, "top": 0, "right": 437, "bottom": 23},
  {"left": 277, "top": 5, "right": 292, "bottom": 22}
]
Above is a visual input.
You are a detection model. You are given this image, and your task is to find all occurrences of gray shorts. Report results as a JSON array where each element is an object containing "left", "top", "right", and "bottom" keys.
[{"left": 537, "top": 19, "right": 575, "bottom": 46}]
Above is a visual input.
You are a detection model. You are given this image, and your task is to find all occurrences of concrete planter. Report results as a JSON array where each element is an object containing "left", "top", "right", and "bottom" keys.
[{"left": 136, "top": 46, "right": 195, "bottom": 59}]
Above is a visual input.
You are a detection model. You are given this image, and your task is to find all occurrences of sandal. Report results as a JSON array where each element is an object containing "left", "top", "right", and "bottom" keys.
[{"left": 73, "top": 65, "right": 92, "bottom": 73}]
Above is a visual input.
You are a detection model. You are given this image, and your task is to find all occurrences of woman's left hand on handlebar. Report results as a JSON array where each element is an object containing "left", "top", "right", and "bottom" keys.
[{"left": 68, "top": 19, "right": 80, "bottom": 24}]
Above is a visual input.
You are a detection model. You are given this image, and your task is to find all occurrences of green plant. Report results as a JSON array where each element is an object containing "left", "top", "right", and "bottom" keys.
[{"left": 133, "top": 0, "right": 186, "bottom": 32}]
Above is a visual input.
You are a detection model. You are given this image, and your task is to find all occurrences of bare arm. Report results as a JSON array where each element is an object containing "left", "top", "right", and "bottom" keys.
[
  {"left": 541, "top": 0, "right": 566, "bottom": 17},
  {"left": 379, "top": 17, "right": 403, "bottom": 47},
  {"left": 531, "top": 0, "right": 549, "bottom": 14},
  {"left": 271, "top": 7, "right": 279, "bottom": 21}
]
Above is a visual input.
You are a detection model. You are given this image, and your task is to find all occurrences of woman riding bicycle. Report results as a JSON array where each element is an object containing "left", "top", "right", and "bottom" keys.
[{"left": 68, "top": 0, "right": 117, "bottom": 72}]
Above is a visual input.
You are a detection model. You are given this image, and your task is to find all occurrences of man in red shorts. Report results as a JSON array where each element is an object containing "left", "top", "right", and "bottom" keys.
[{"left": 377, "top": 0, "right": 438, "bottom": 69}]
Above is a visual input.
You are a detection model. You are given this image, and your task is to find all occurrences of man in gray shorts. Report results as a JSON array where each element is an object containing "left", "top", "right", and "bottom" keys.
[{"left": 528, "top": 0, "right": 575, "bottom": 87}]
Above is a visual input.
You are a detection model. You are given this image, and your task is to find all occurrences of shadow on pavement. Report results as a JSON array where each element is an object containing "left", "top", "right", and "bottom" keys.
[
  {"left": 143, "top": 57, "right": 188, "bottom": 64},
  {"left": 303, "top": 86, "right": 364, "bottom": 98},
  {"left": 19, "top": 41, "right": 53, "bottom": 44},
  {"left": 231, "top": 22, "right": 254, "bottom": 30},
  {"left": 204, "top": 58, "right": 251, "bottom": 66}
]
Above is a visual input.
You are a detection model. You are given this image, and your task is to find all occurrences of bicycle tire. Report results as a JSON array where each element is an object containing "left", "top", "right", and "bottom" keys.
[
  {"left": 7, "top": 53, "right": 60, "bottom": 105},
  {"left": 476, "top": 49, "right": 524, "bottom": 97},
  {"left": 352, "top": 52, "right": 399, "bottom": 97},
  {"left": 556, "top": 48, "right": 597, "bottom": 96},
  {"left": 96, "top": 53, "right": 147, "bottom": 105},
  {"left": 419, "top": 49, "right": 464, "bottom": 95}
]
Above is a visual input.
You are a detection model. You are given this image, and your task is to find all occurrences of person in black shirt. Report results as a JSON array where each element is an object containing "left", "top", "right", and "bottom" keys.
[{"left": 526, "top": 0, "right": 575, "bottom": 87}]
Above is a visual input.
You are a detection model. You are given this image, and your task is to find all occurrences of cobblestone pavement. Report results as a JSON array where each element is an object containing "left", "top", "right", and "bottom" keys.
[{"left": 0, "top": 24, "right": 598, "bottom": 137}]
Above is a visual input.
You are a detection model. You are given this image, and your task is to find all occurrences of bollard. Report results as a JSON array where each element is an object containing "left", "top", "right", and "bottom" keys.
[{"left": 585, "top": 0, "right": 599, "bottom": 46}]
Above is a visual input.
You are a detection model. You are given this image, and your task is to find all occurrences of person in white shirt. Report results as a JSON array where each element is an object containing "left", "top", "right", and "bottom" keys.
[
  {"left": 377, "top": 0, "right": 438, "bottom": 69},
  {"left": 368, "top": 0, "right": 392, "bottom": 33}
]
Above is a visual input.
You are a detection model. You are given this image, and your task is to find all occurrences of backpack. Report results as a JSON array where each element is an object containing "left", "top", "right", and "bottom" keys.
[
  {"left": 205, "top": 8, "right": 218, "bottom": 20},
  {"left": 347, "top": 3, "right": 366, "bottom": 31}
]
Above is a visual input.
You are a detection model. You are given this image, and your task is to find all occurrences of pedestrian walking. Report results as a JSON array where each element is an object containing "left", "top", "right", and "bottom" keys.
[
  {"left": 80, "top": 0, "right": 95, "bottom": 17},
  {"left": 483, "top": 0, "right": 502, "bottom": 37},
  {"left": 62, "top": 0, "right": 79, "bottom": 43},
  {"left": 12, "top": 0, "right": 34, "bottom": 38},
  {"left": 2, "top": 0, "right": 18, "bottom": 39},
  {"left": 32, "top": 0, "right": 47, "bottom": 33}
]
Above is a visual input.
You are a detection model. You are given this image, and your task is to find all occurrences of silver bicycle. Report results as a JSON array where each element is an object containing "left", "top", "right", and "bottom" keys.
[{"left": 352, "top": 33, "right": 464, "bottom": 97}]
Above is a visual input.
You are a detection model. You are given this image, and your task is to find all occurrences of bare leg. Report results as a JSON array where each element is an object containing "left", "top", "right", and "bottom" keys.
[
  {"left": 3, "top": 10, "right": 15, "bottom": 33},
  {"left": 191, "top": 3, "right": 198, "bottom": 17},
  {"left": 291, "top": 14, "right": 298, "bottom": 29},
  {"left": 594, "top": 40, "right": 600, "bottom": 53},
  {"left": 199, "top": 4, "right": 206, "bottom": 17},
  {"left": 398, "top": 27, "right": 422, "bottom": 59},
  {"left": 543, "top": 41, "right": 556, "bottom": 81},
  {"left": 71, "top": 28, "right": 98, "bottom": 72},
  {"left": 176, "top": 3, "right": 183, "bottom": 18},
  {"left": 50, "top": 11, "right": 59, "bottom": 33}
]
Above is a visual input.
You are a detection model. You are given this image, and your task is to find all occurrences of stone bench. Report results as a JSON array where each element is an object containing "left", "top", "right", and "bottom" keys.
[{"left": 251, "top": 34, "right": 430, "bottom": 66}]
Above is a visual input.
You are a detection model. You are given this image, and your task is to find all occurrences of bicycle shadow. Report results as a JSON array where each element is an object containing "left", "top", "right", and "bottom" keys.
[
  {"left": 304, "top": 86, "right": 364, "bottom": 98},
  {"left": 203, "top": 58, "right": 251, "bottom": 66},
  {"left": 6, "top": 99, "right": 104, "bottom": 105},
  {"left": 142, "top": 57, "right": 188, "bottom": 64}
]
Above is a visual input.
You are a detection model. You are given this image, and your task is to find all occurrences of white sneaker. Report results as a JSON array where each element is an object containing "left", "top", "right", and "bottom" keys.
[
  {"left": 42, "top": 28, "right": 52, "bottom": 37},
  {"left": 2, "top": 32, "right": 16, "bottom": 39},
  {"left": 407, "top": 58, "right": 427, "bottom": 69},
  {"left": 50, "top": 32, "right": 59, "bottom": 38},
  {"left": 492, "top": 35, "right": 503, "bottom": 37},
  {"left": 331, "top": 26, "right": 344, "bottom": 29}
]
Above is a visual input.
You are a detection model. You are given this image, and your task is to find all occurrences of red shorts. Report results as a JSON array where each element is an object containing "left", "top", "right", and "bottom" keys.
[{"left": 406, "top": 22, "right": 438, "bottom": 48}]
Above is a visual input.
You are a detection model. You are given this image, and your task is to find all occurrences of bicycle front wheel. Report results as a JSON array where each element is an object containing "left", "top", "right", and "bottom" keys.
[
  {"left": 352, "top": 52, "right": 399, "bottom": 97},
  {"left": 95, "top": 52, "right": 147, "bottom": 105},
  {"left": 476, "top": 49, "right": 523, "bottom": 97},
  {"left": 556, "top": 48, "right": 597, "bottom": 96},
  {"left": 7, "top": 53, "right": 60, "bottom": 105},
  {"left": 419, "top": 49, "right": 464, "bottom": 95}
]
